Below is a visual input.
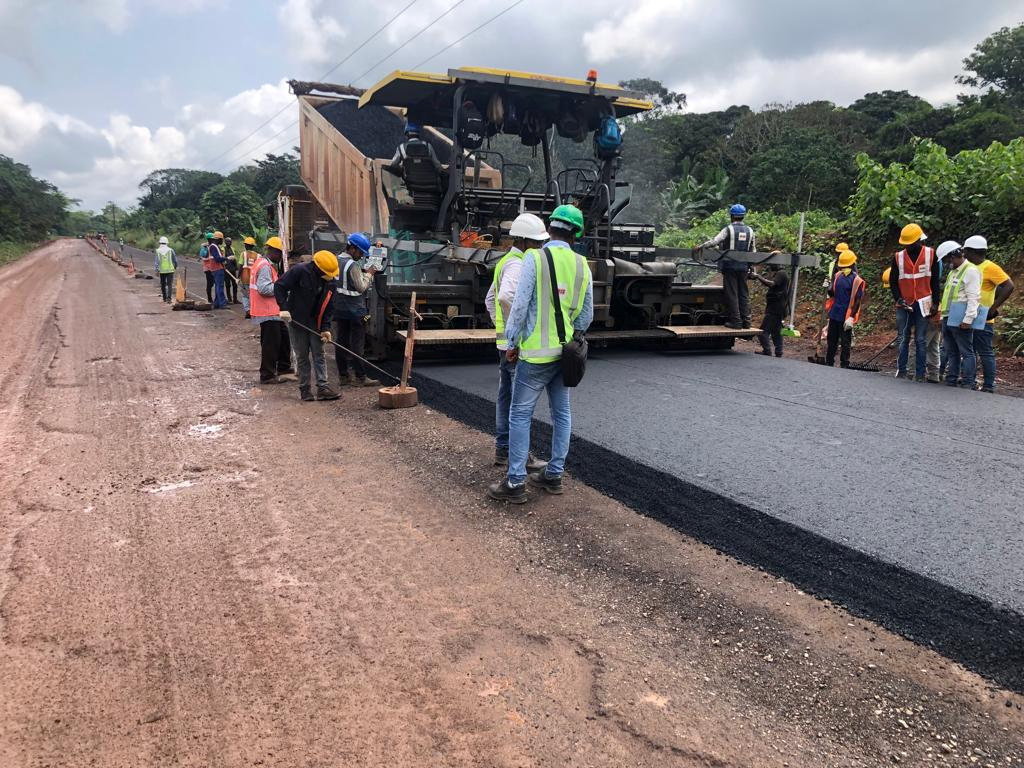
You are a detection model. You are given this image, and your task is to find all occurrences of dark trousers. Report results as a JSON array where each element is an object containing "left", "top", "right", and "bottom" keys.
[
  {"left": 159, "top": 272, "right": 174, "bottom": 302},
  {"left": 259, "top": 320, "right": 293, "bottom": 382},
  {"left": 224, "top": 265, "right": 238, "bottom": 303},
  {"left": 722, "top": 270, "right": 750, "bottom": 325},
  {"left": 943, "top": 324, "right": 976, "bottom": 388},
  {"left": 825, "top": 318, "right": 852, "bottom": 367},
  {"left": 758, "top": 310, "right": 784, "bottom": 356},
  {"left": 974, "top": 325, "right": 996, "bottom": 390},
  {"left": 333, "top": 316, "right": 366, "bottom": 378},
  {"left": 204, "top": 271, "right": 214, "bottom": 302}
]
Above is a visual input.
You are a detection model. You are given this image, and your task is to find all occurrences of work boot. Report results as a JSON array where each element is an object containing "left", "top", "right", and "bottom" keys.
[
  {"left": 755, "top": 349, "right": 771, "bottom": 356},
  {"left": 895, "top": 370, "right": 908, "bottom": 380},
  {"left": 724, "top": 321, "right": 743, "bottom": 330},
  {"left": 259, "top": 376, "right": 280, "bottom": 385},
  {"left": 316, "top": 386, "right": 340, "bottom": 401},
  {"left": 914, "top": 375, "right": 927, "bottom": 383},
  {"left": 487, "top": 479, "right": 527, "bottom": 504},
  {"left": 278, "top": 371, "right": 298, "bottom": 382},
  {"left": 926, "top": 377, "right": 940, "bottom": 384},
  {"left": 300, "top": 387, "right": 315, "bottom": 402},
  {"left": 526, "top": 454, "right": 547, "bottom": 473},
  {"left": 356, "top": 375, "right": 381, "bottom": 387},
  {"left": 528, "top": 470, "right": 563, "bottom": 495},
  {"left": 494, "top": 447, "right": 509, "bottom": 467}
]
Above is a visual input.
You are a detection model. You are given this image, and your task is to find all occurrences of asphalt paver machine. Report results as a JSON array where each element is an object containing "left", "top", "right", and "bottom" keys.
[{"left": 282, "top": 68, "right": 818, "bottom": 358}]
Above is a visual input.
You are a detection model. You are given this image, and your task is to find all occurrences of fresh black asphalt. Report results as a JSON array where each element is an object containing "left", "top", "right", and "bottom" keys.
[{"left": 412, "top": 349, "right": 1024, "bottom": 692}]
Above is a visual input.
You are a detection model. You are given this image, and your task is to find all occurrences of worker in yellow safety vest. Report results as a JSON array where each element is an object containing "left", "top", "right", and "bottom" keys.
[
  {"left": 154, "top": 236, "right": 177, "bottom": 303},
  {"left": 488, "top": 204, "right": 593, "bottom": 503},
  {"left": 239, "top": 236, "right": 259, "bottom": 317},
  {"left": 485, "top": 212, "right": 550, "bottom": 470}
]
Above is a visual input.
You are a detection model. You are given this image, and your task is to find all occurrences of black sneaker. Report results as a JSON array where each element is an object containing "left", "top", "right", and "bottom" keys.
[
  {"left": 755, "top": 350, "right": 771, "bottom": 356},
  {"left": 487, "top": 479, "right": 527, "bottom": 504},
  {"left": 528, "top": 470, "right": 563, "bottom": 495},
  {"left": 980, "top": 386, "right": 994, "bottom": 393},
  {"left": 724, "top": 321, "right": 743, "bottom": 330},
  {"left": 316, "top": 386, "right": 340, "bottom": 401},
  {"left": 300, "top": 388, "right": 315, "bottom": 402}
]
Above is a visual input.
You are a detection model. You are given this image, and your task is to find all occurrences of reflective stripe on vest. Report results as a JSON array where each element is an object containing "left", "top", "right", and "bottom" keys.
[
  {"left": 492, "top": 247, "right": 524, "bottom": 348},
  {"left": 249, "top": 257, "right": 280, "bottom": 318},
  {"left": 336, "top": 258, "right": 362, "bottom": 296},
  {"left": 520, "top": 245, "right": 590, "bottom": 364},
  {"left": 831, "top": 271, "right": 866, "bottom": 322},
  {"left": 896, "top": 247, "right": 935, "bottom": 304},
  {"left": 939, "top": 261, "right": 979, "bottom": 314},
  {"left": 156, "top": 246, "right": 175, "bottom": 273},
  {"left": 727, "top": 223, "right": 753, "bottom": 252}
]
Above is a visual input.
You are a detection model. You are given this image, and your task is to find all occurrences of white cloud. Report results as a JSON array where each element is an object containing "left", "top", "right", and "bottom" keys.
[{"left": 278, "top": 0, "right": 348, "bottom": 69}]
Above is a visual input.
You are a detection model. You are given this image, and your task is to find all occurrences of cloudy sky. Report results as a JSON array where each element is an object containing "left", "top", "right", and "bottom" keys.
[{"left": 1, "top": 0, "right": 1020, "bottom": 210}]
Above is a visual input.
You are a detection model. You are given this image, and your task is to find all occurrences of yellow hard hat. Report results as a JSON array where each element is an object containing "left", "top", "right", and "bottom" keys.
[
  {"left": 881, "top": 266, "right": 891, "bottom": 287},
  {"left": 243, "top": 236, "right": 257, "bottom": 246},
  {"left": 837, "top": 250, "right": 857, "bottom": 268},
  {"left": 212, "top": 230, "right": 224, "bottom": 240},
  {"left": 898, "top": 223, "right": 925, "bottom": 245},
  {"left": 265, "top": 236, "right": 284, "bottom": 250},
  {"left": 835, "top": 242, "right": 849, "bottom": 253},
  {"left": 312, "top": 249, "right": 340, "bottom": 279}
]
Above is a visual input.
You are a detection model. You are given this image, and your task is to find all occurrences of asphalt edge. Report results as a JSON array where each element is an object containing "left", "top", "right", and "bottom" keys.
[{"left": 410, "top": 369, "right": 1024, "bottom": 694}]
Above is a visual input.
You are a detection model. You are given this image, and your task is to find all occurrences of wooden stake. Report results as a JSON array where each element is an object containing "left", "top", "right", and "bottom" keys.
[{"left": 378, "top": 291, "right": 420, "bottom": 409}]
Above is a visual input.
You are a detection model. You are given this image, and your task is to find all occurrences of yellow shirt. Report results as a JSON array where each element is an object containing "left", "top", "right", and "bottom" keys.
[{"left": 979, "top": 259, "right": 1010, "bottom": 324}]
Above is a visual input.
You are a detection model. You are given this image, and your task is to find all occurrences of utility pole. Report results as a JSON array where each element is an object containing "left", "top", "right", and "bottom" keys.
[{"left": 108, "top": 202, "right": 118, "bottom": 240}]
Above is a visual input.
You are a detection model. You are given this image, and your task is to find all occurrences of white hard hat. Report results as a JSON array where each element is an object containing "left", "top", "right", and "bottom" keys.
[
  {"left": 508, "top": 213, "right": 548, "bottom": 242},
  {"left": 964, "top": 235, "right": 988, "bottom": 250},
  {"left": 159, "top": 236, "right": 169, "bottom": 245},
  {"left": 936, "top": 240, "right": 962, "bottom": 259}
]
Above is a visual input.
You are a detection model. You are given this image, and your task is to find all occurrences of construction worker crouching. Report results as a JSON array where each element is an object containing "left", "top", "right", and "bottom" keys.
[
  {"left": 332, "top": 233, "right": 381, "bottom": 387},
  {"left": 890, "top": 223, "right": 940, "bottom": 381},
  {"left": 208, "top": 231, "right": 228, "bottom": 309},
  {"left": 154, "top": 236, "right": 177, "bottom": 303},
  {"left": 239, "top": 236, "right": 259, "bottom": 318},
  {"left": 700, "top": 204, "right": 755, "bottom": 329},
  {"left": 937, "top": 241, "right": 982, "bottom": 388},
  {"left": 275, "top": 249, "right": 341, "bottom": 402},
  {"left": 488, "top": 204, "right": 593, "bottom": 504},
  {"left": 250, "top": 236, "right": 297, "bottom": 385},
  {"left": 825, "top": 249, "right": 865, "bottom": 368},
  {"left": 486, "top": 213, "right": 550, "bottom": 470},
  {"left": 963, "top": 235, "right": 1015, "bottom": 393}
]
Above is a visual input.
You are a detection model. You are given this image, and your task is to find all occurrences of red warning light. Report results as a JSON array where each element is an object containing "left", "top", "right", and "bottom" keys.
[{"left": 586, "top": 69, "right": 598, "bottom": 83}]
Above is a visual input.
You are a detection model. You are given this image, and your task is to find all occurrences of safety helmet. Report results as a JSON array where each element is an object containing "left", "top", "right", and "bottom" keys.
[
  {"left": 243, "top": 236, "right": 257, "bottom": 246},
  {"left": 204, "top": 232, "right": 214, "bottom": 240},
  {"left": 936, "top": 240, "right": 962, "bottom": 260},
  {"left": 265, "top": 236, "right": 284, "bottom": 251},
  {"left": 835, "top": 242, "right": 849, "bottom": 253},
  {"left": 729, "top": 203, "right": 747, "bottom": 217},
  {"left": 881, "top": 266, "right": 891, "bottom": 287},
  {"left": 159, "top": 236, "right": 169, "bottom": 245},
  {"left": 837, "top": 250, "right": 857, "bottom": 268},
  {"left": 549, "top": 204, "right": 585, "bottom": 237},
  {"left": 313, "top": 249, "right": 340, "bottom": 279},
  {"left": 508, "top": 213, "right": 548, "bottom": 242},
  {"left": 405, "top": 121, "right": 421, "bottom": 135},
  {"left": 898, "top": 223, "right": 926, "bottom": 245},
  {"left": 964, "top": 235, "right": 988, "bottom": 250},
  {"left": 346, "top": 232, "right": 372, "bottom": 255},
  {"left": 212, "top": 230, "right": 224, "bottom": 240}
]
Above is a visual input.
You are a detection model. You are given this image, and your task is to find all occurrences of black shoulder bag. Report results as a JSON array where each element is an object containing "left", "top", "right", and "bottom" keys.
[{"left": 544, "top": 247, "right": 588, "bottom": 387}]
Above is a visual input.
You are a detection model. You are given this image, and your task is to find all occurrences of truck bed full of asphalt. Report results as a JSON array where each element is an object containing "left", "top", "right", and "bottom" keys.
[{"left": 412, "top": 350, "right": 1024, "bottom": 691}]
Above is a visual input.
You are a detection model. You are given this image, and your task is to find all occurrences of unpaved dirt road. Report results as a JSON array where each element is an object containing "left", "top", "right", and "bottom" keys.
[{"left": 1, "top": 240, "right": 1022, "bottom": 767}]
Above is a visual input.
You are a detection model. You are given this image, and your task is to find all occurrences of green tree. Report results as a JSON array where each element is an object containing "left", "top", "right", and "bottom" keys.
[
  {"left": 618, "top": 78, "right": 687, "bottom": 112},
  {"left": 251, "top": 152, "right": 301, "bottom": 202},
  {"left": 957, "top": 23, "right": 1024, "bottom": 103},
  {"left": 0, "top": 155, "right": 70, "bottom": 240},
  {"left": 849, "top": 90, "right": 933, "bottom": 126},
  {"left": 138, "top": 168, "right": 225, "bottom": 213},
  {"left": 198, "top": 181, "right": 265, "bottom": 238}
]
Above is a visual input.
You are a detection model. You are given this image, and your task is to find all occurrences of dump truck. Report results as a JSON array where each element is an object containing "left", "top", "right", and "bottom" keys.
[{"left": 279, "top": 68, "right": 818, "bottom": 359}]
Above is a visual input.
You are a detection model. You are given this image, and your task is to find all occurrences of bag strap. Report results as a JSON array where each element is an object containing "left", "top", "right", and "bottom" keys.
[{"left": 544, "top": 247, "right": 567, "bottom": 345}]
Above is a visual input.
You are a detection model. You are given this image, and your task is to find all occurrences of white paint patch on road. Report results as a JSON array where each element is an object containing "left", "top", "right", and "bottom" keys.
[
  {"left": 188, "top": 423, "right": 223, "bottom": 438},
  {"left": 144, "top": 480, "right": 196, "bottom": 493}
]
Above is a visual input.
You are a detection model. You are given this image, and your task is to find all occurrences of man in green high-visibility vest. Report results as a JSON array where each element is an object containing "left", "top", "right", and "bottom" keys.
[
  {"left": 485, "top": 212, "right": 550, "bottom": 470},
  {"left": 488, "top": 204, "right": 594, "bottom": 504}
]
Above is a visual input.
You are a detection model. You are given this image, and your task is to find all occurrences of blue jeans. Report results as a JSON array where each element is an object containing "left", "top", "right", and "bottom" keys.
[
  {"left": 495, "top": 351, "right": 515, "bottom": 449},
  {"left": 508, "top": 360, "right": 570, "bottom": 486},
  {"left": 896, "top": 306, "right": 929, "bottom": 378},
  {"left": 974, "top": 325, "right": 996, "bottom": 390},
  {"left": 943, "top": 324, "right": 976, "bottom": 388},
  {"left": 212, "top": 269, "right": 227, "bottom": 308}
]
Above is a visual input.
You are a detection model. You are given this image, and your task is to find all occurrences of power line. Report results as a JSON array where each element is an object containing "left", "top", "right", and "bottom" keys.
[
  {"left": 411, "top": 0, "right": 527, "bottom": 70},
  {"left": 352, "top": 0, "right": 469, "bottom": 85},
  {"left": 199, "top": 0, "right": 420, "bottom": 170},
  {"left": 213, "top": 119, "right": 298, "bottom": 171}
]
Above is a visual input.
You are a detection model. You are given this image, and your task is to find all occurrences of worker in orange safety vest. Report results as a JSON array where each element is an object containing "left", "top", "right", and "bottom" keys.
[{"left": 888, "top": 223, "right": 940, "bottom": 381}]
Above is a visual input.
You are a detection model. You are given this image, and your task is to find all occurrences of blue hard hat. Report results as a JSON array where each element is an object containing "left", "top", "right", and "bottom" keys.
[
  {"left": 347, "top": 232, "right": 371, "bottom": 255},
  {"left": 404, "top": 121, "right": 421, "bottom": 135},
  {"left": 729, "top": 204, "right": 747, "bottom": 217}
]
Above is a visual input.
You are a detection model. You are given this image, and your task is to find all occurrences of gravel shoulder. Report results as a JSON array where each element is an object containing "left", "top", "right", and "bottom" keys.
[{"left": 0, "top": 241, "right": 1021, "bottom": 768}]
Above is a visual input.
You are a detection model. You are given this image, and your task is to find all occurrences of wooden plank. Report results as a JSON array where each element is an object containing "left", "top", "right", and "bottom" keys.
[
  {"left": 658, "top": 325, "right": 762, "bottom": 338},
  {"left": 398, "top": 329, "right": 497, "bottom": 345}
]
